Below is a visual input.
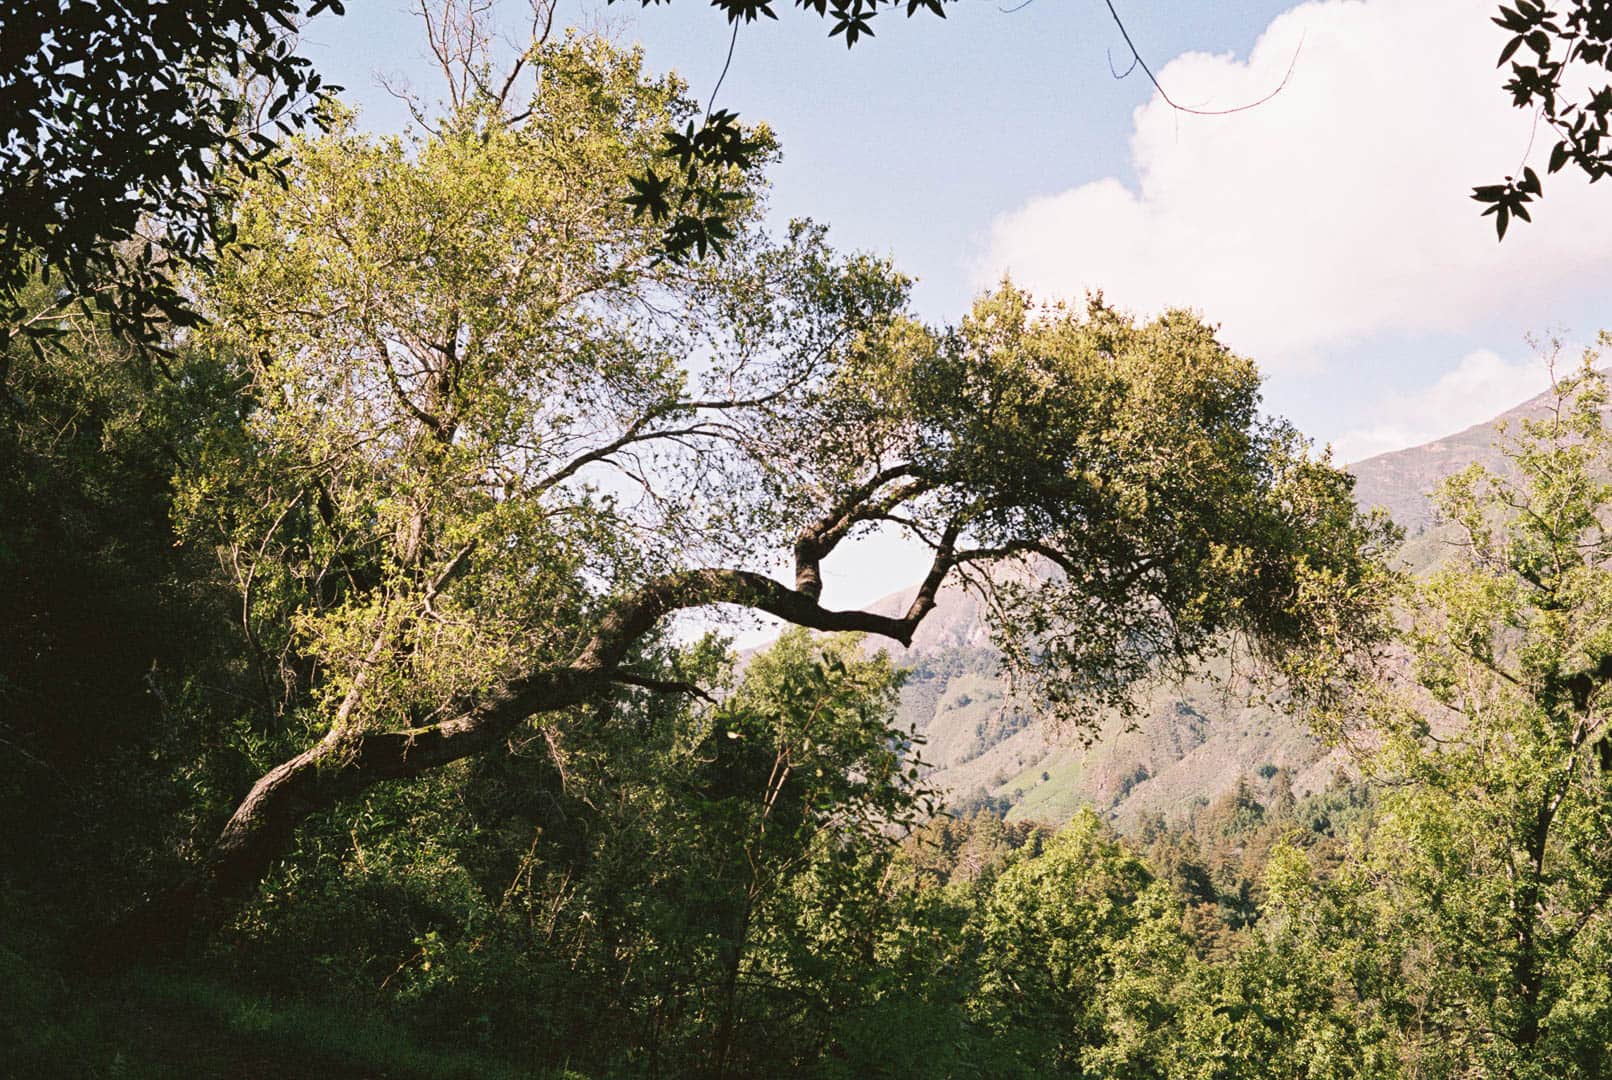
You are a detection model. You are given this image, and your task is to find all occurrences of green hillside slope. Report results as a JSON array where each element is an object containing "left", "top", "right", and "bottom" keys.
[{"left": 885, "top": 382, "right": 1562, "bottom": 829}]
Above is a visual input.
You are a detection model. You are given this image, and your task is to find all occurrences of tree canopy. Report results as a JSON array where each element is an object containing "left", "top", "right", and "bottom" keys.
[
  {"left": 22, "top": 5, "right": 1612, "bottom": 1077},
  {"left": 0, "top": 0, "right": 343, "bottom": 354},
  {"left": 84, "top": 26, "right": 1396, "bottom": 950},
  {"left": 13, "top": 4, "right": 1612, "bottom": 1077}
]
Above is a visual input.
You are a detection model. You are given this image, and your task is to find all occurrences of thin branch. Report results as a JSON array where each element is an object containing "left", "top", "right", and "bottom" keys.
[
  {"left": 610, "top": 671, "right": 717, "bottom": 704},
  {"left": 793, "top": 463, "right": 923, "bottom": 597},
  {"left": 532, "top": 418, "right": 729, "bottom": 495},
  {"left": 240, "top": 489, "right": 307, "bottom": 707},
  {"left": 1104, "top": 0, "right": 1302, "bottom": 117},
  {"left": 708, "top": 21, "right": 741, "bottom": 122},
  {"left": 422, "top": 540, "right": 477, "bottom": 617}
]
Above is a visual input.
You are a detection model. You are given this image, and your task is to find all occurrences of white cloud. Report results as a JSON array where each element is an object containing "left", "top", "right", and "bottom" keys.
[
  {"left": 977, "top": 0, "right": 1612, "bottom": 368},
  {"left": 1330, "top": 348, "right": 1553, "bottom": 463}
]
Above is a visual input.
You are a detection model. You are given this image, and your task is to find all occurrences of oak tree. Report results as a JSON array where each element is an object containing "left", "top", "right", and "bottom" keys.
[{"left": 108, "top": 26, "right": 1393, "bottom": 958}]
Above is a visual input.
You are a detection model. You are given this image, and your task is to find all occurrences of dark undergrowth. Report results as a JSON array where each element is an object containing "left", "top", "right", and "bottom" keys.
[{"left": 1, "top": 897, "right": 579, "bottom": 1080}]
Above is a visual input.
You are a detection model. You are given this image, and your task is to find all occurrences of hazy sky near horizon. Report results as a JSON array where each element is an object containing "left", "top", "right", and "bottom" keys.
[{"left": 303, "top": 0, "right": 1612, "bottom": 617}]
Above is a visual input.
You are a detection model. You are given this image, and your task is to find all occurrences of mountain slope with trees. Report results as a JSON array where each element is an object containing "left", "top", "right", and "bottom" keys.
[{"left": 893, "top": 378, "right": 1576, "bottom": 828}]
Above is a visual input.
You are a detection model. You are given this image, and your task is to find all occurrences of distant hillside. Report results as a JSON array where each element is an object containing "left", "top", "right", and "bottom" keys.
[
  {"left": 882, "top": 591, "right": 1344, "bottom": 832},
  {"left": 1348, "top": 379, "right": 1567, "bottom": 536},
  {"left": 877, "top": 385, "right": 1551, "bottom": 831}
]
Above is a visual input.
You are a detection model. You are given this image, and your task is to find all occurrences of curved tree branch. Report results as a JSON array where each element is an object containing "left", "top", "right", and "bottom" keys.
[{"left": 98, "top": 549, "right": 967, "bottom": 965}]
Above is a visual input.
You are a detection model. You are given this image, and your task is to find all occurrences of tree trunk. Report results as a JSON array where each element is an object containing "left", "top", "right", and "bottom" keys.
[
  {"left": 89, "top": 667, "right": 593, "bottom": 968},
  {"left": 88, "top": 565, "right": 937, "bottom": 970},
  {"left": 712, "top": 896, "right": 755, "bottom": 1080}
]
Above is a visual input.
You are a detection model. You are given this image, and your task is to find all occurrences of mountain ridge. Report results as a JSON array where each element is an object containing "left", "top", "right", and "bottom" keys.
[{"left": 884, "top": 385, "right": 1544, "bottom": 829}]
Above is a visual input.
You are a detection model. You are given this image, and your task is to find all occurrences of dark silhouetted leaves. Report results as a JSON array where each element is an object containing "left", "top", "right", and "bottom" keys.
[
  {"left": 0, "top": 0, "right": 341, "bottom": 354},
  {"left": 612, "top": 0, "right": 952, "bottom": 260},
  {"left": 1485, "top": 0, "right": 1612, "bottom": 235}
]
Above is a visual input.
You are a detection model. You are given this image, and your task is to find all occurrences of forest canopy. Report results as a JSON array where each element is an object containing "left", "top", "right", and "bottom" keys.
[
  {"left": 97, "top": 24, "right": 1389, "bottom": 946},
  {"left": 5, "top": 4, "right": 1612, "bottom": 1079}
]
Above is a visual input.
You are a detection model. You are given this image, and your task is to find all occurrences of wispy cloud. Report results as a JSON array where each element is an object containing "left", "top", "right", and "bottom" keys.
[{"left": 1330, "top": 349, "right": 1552, "bottom": 463}]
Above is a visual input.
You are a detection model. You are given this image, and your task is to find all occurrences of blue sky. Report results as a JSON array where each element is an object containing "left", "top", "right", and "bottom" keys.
[
  {"left": 303, "top": 1, "right": 1295, "bottom": 319},
  {"left": 302, "top": 0, "right": 1612, "bottom": 613}
]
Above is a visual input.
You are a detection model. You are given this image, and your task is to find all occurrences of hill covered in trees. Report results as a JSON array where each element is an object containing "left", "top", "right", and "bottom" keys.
[{"left": 872, "top": 385, "right": 1558, "bottom": 832}]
